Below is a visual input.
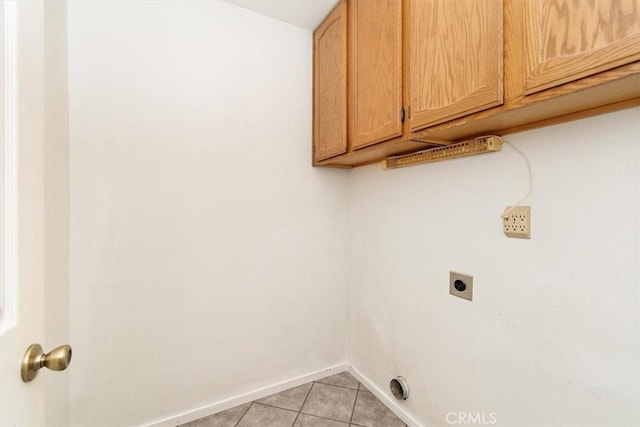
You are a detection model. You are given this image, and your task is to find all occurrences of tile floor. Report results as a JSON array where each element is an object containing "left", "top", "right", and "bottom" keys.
[{"left": 179, "top": 372, "right": 407, "bottom": 427}]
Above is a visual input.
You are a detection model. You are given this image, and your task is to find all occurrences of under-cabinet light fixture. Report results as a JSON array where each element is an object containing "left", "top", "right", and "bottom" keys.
[{"left": 383, "top": 136, "right": 503, "bottom": 169}]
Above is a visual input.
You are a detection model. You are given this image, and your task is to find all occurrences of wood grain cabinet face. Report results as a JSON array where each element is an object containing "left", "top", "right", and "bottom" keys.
[
  {"left": 348, "top": 0, "right": 403, "bottom": 150},
  {"left": 312, "top": 0, "right": 640, "bottom": 168},
  {"left": 313, "top": 1, "right": 348, "bottom": 163},
  {"left": 524, "top": 0, "right": 640, "bottom": 94},
  {"left": 407, "top": 0, "right": 504, "bottom": 132}
]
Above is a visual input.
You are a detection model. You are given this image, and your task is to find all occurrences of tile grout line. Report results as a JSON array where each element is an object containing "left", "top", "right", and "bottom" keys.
[
  {"left": 233, "top": 402, "right": 253, "bottom": 427},
  {"left": 291, "top": 381, "right": 315, "bottom": 425},
  {"left": 251, "top": 401, "right": 299, "bottom": 415},
  {"left": 316, "top": 380, "right": 360, "bottom": 392},
  {"left": 296, "top": 381, "right": 357, "bottom": 425},
  {"left": 348, "top": 388, "right": 360, "bottom": 425},
  {"left": 296, "top": 381, "right": 360, "bottom": 426}
]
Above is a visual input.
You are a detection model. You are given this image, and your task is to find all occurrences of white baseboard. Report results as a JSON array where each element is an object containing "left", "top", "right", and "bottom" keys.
[
  {"left": 142, "top": 363, "right": 350, "bottom": 427},
  {"left": 348, "top": 365, "right": 423, "bottom": 427}
]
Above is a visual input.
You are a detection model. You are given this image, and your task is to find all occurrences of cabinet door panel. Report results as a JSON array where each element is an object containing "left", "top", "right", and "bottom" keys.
[
  {"left": 314, "top": 1, "right": 347, "bottom": 162},
  {"left": 408, "top": 0, "right": 503, "bottom": 131},
  {"left": 525, "top": 0, "right": 640, "bottom": 94},
  {"left": 349, "top": 0, "right": 403, "bottom": 150}
]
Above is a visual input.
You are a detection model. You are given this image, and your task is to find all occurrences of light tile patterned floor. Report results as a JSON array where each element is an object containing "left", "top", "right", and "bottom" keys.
[{"left": 179, "top": 372, "right": 407, "bottom": 427}]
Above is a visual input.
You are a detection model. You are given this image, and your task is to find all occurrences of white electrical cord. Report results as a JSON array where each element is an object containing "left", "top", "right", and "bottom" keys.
[
  {"left": 476, "top": 135, "right": 533, "bottom": 218},
  {"left": 502, "top": 139, "right": 533, "bottom": 218}
]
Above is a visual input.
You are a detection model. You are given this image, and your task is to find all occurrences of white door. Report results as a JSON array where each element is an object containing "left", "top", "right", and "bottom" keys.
[{"left": 0, "top": 1, "right": 70, "bottom": 426}]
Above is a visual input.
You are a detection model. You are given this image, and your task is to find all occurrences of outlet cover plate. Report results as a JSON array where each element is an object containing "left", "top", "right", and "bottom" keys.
[
  {"left": 449, "top": 271, "right": 473, "bottom": 301},
  {"left": 502, "top": 205, "right": 531, "bottom": 239}
]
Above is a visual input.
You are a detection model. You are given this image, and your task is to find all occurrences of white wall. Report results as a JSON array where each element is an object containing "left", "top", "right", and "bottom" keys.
[
  {"left": 68, "top": 2, "right": 348, "bottom": 426},
  {"left": 348, "top": 107, "right": 640, "bottom": 426}
]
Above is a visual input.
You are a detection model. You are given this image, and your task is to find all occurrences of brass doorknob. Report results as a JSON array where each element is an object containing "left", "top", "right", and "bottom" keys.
[{"left": 21, "top": 344, "right": 72, "bottom": 383}]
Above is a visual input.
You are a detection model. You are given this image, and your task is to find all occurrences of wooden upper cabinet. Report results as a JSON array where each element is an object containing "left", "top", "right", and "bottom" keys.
[
  {"left": 313, "top": 1, "right": 348, "bottom": 163},
  {"left": 407, "top": 0, "right": 504, "bottom": 132},
  {"left": 312, "top": 0, "right": 639, "bottom": 167},
  {"left": 348, "top": 0, "right": 403, "bottom": 150},
  {"left": 524, "top": 0, "right": 640, "bottom": 94}
]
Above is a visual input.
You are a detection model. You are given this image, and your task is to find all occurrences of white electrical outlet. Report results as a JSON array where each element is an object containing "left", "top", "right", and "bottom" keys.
[{"left": 502, "top": 206, "right": 531, "bottom": 239}]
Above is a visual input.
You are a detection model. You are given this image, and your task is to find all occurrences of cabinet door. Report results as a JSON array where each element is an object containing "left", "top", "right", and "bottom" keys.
[
  {"left": 524, "top": 0, "right": 640, "bottom": 94},
  {"left": 313, "top": 1, "right": 348, "bottom": 163},
  {"left": 348, "top": 0, "right": 403, "bottom": 150},
  {"left": 408, "top": 0, "right": 503, "bottom": 131}
]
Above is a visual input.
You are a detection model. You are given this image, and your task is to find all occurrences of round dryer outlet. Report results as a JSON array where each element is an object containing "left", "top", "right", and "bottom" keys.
[{"left": 390, "top": 376, "right": 409, "bottom": 400}]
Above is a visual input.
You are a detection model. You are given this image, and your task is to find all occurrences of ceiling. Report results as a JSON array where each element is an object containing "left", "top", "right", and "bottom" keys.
[{"left": 224, "top": 0, "right": 339, "bottom": 31}]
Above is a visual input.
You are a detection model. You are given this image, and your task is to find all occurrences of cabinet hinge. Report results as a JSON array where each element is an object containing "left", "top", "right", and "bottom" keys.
[
  {"left": 408, "top": 105, "right": 412, "bottom": 119},
  {"left": 400, "top": 107, "right": 405, "bottom": 123}
]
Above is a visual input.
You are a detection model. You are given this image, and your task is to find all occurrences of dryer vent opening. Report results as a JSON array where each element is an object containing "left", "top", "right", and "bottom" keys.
[{"left": 390, "top": 376, "right": 409, "bottom": 400}]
